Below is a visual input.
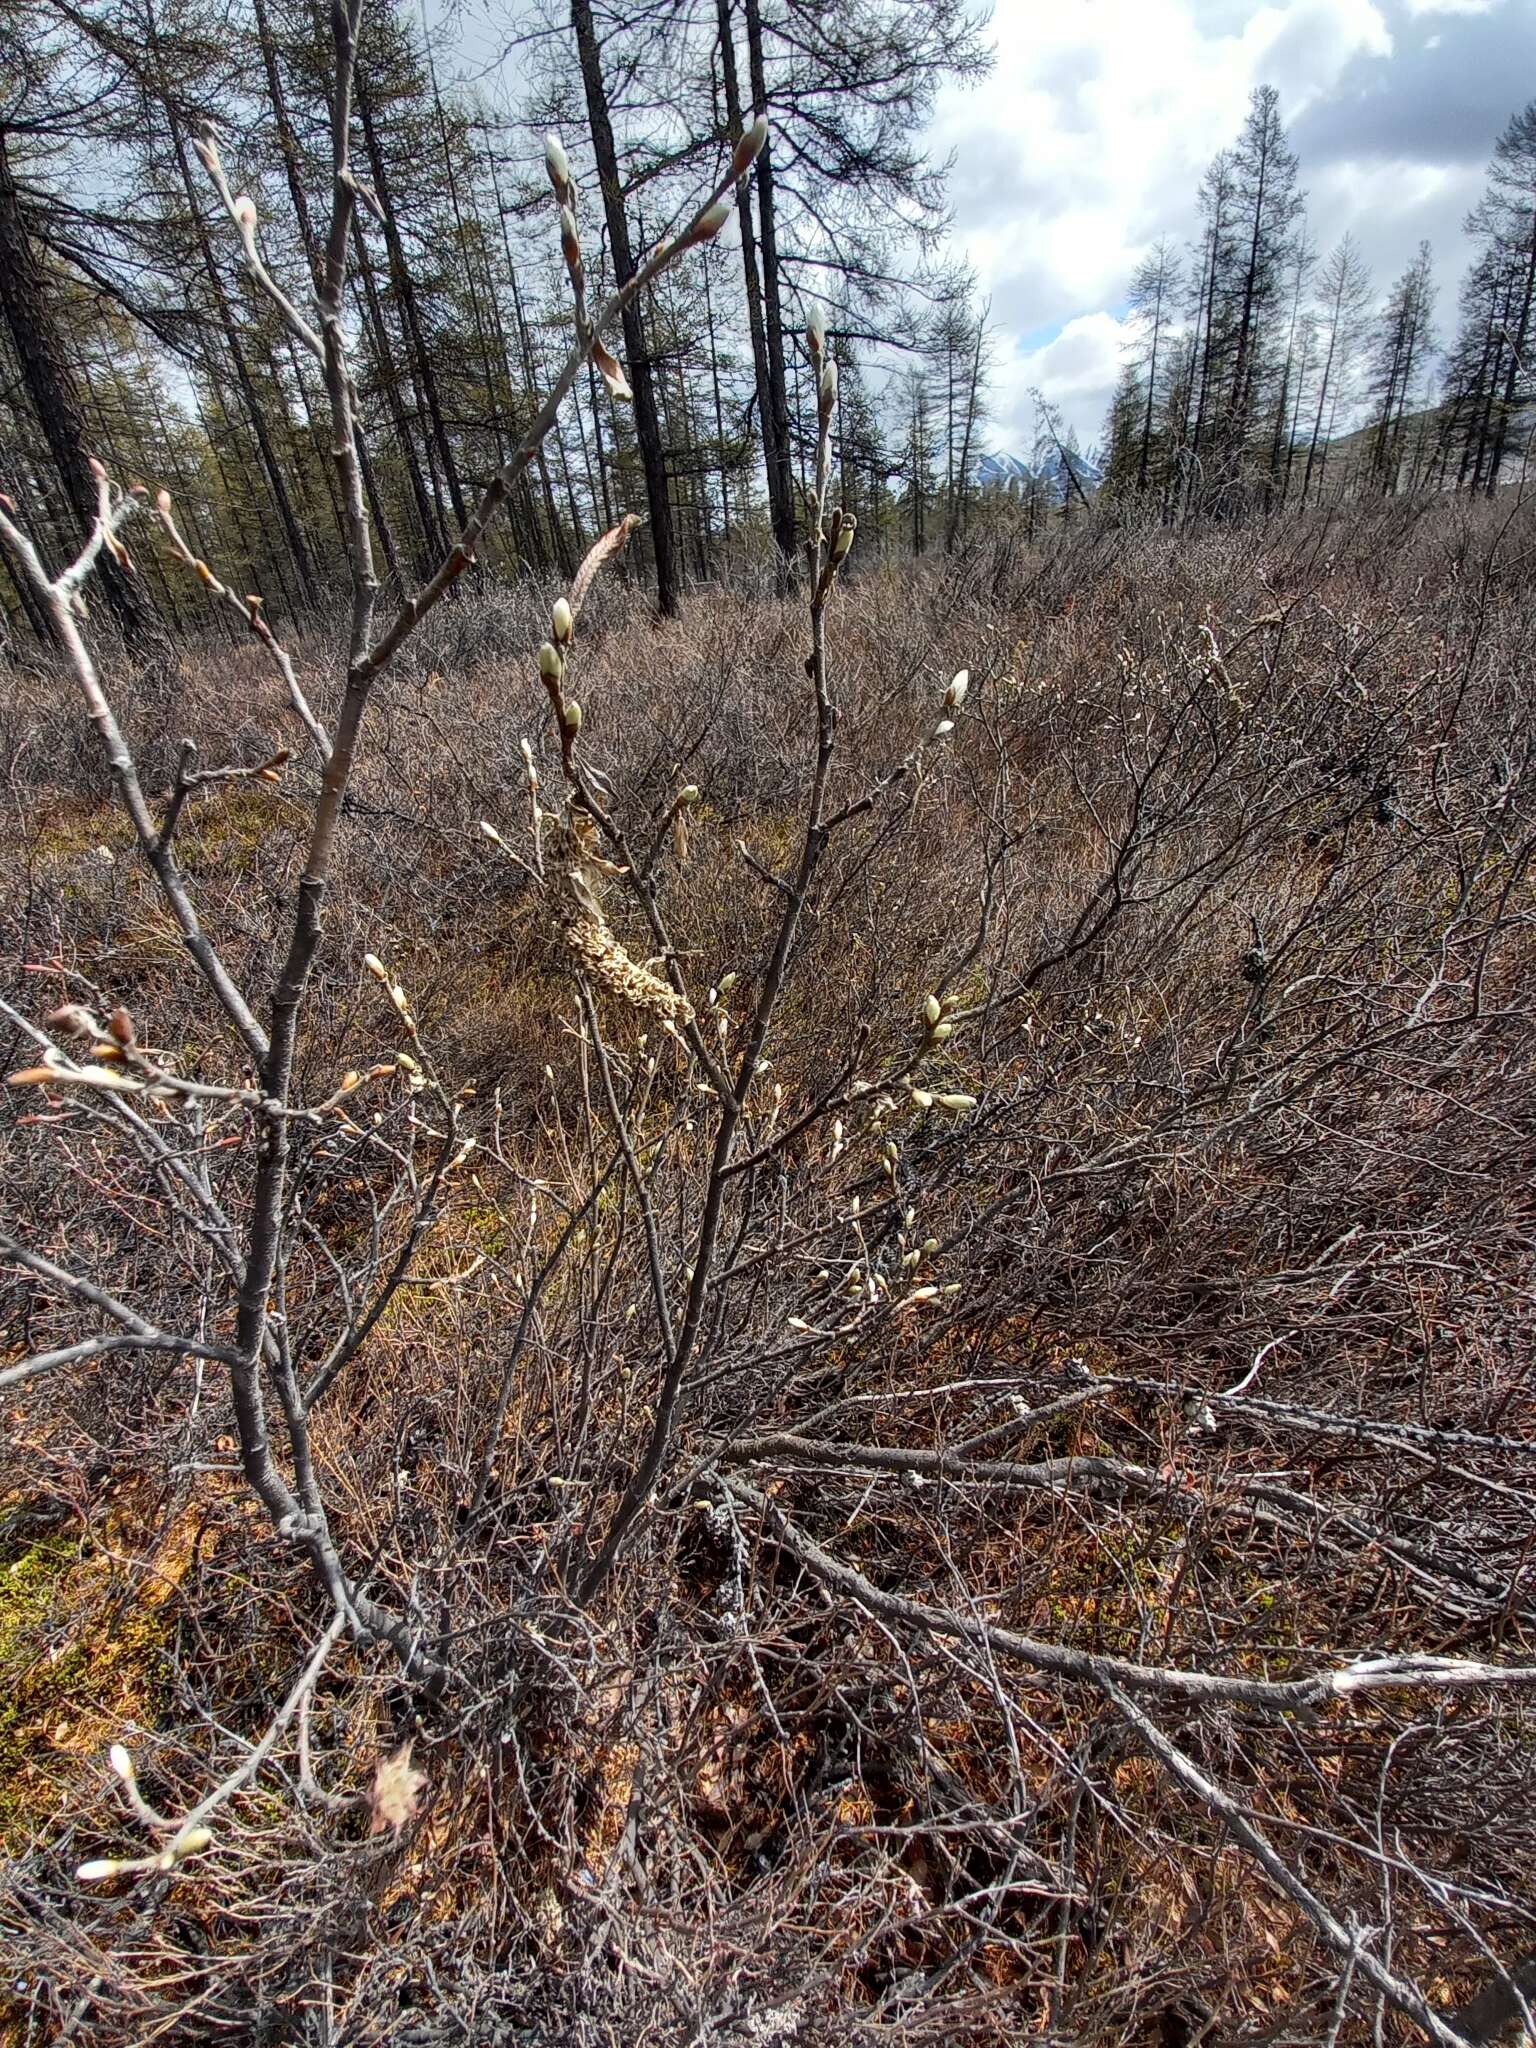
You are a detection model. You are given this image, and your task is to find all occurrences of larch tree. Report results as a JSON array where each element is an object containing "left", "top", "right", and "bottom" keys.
[
  {"left": 1128, "top": 236, "right": 1180, "bottom": 500},
  {"left": 1264, "top": 228, "right": 1314, "bottom": 504},
  {"left": 0, "top": 6, "right": 172, "bottom": 647},
  {"left": 1221, "top": 85, "right": 1304, "bottom": 494},
  {"left": 1299, "top": 231, "right": 1371, "bottom": 505},
  {"left": 1448, "top": 100, "right": 1536, "bottom": 494},
  {"left": 1182, "top": 147, "right": 1238, "bottom": 519},
  {"left": 922, "top": 274, "right": 988, "bottom": 551},
  {"left": 1366, "top": 241, "right": 1437, "bottom": 493}
]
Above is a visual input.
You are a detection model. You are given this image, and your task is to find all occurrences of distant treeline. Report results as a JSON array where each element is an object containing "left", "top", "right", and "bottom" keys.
[{"left": 1096, "top": 89, "right": 1536, "bottom": 521}]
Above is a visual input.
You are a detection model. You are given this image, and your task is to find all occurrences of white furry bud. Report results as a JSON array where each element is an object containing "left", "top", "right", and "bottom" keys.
[
  {"left": 544, "top": 133, "right": 571, "bottom": 194},
  {"left": 732, "top": 116, "right": 769, "bottom": 177}
]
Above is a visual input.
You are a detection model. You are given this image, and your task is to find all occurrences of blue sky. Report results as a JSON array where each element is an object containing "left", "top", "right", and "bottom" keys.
[{"left": 926, "top": 0, "right": 1536, "bottom": 452}]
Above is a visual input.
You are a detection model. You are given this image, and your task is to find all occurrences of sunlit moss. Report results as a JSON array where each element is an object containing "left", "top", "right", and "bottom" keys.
[{"left": 0, "top": 1516, "right": 189, "bottom": 1854}]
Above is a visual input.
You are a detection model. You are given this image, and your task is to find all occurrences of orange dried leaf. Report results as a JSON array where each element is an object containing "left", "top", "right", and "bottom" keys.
[
  {"left": 592, "top": 339, "right": 632, "bottom": 403},
  {"left": 570, "top": 514, "right": 640, "bottom": 619}
]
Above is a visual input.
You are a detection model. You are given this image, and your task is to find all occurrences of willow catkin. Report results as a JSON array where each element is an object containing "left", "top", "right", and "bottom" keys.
[{"left": 559, "top": 869, "right": 693, "bottom": 1026}]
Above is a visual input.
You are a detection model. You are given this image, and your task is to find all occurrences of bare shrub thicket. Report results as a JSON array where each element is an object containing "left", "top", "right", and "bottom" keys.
[{"left": 3, "top": 20, "right": 1536, "bottom": 2044}]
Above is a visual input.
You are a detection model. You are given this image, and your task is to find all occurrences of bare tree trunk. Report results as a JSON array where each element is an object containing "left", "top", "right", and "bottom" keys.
[
  {"left": 487, "top": 149, "right": 573, "bottom": 577},
  {"left": 703, "top": 254, "right": 732, "bottom": 551},
  {"left": 355, "top": 72, "right": 470, "bottom": 535},
  {"left": 585, "top": 357, "right": 615, "bottom": 530},
  {"left": 744, "top": 0, "right": 797, "bottom": 571},
  {"left": 424, "top": 45, "right": 542, "bottom": 574},
  {"left": 350, "top": 216, "right": 441, "bottom": 576},
  {"left": 716, "top": 0, "right": 789, "bottom": 577},
  {"left": 157, "top": 113, "right": 321, "bottom": 608},
  {"left": 1185, "top": 224, "right": 1220, "bottom": 523},
  {"left": 1137, "top": 270, "right": 1166, "bottom": 495},
  {"left": 1302, "top": 324, "right": 1339, "bottom": 505},
  {"left": 570, "top": 0, "right": 681, "bottom": 615},
  {"left": 946, "top": 309, "right": 985, "bottom": 551},
  {"left": 254, "top": 0, "right": 403, "bottom": 587}
]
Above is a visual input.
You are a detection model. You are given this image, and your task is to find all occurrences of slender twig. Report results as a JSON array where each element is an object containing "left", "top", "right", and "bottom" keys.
[{"left": 1101, "top": 1679, "right": 1476, "bottom": 2047}]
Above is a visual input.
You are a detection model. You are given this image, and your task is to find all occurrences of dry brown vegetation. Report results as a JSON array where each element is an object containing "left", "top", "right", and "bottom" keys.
[{"left": 2, "top": 481, "right": 1536, "bottom": 2045}]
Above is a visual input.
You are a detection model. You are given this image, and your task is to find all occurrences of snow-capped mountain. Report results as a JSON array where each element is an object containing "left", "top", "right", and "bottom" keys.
[
  {"left": 976, "top": 448, "right": 1103, "bottom": 496},
  {"left": 976, "top": 451, "right": 1036, "bottom": 487}
]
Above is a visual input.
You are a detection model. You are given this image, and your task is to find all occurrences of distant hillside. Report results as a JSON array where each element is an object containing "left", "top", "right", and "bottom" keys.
[
  {"left": 1303, "top": 399, "right": 1531, "bottom": 488},
  {"left": 1323, "top": 404, "right": 1447, "bottom": 480}
]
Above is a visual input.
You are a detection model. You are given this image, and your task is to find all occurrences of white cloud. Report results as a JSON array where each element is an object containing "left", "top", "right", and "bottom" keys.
[
  {"left": 990, "top": 312, "right": 1134, "bottom": 452},
  {"left": 1308, "top": 155, "right": 1479, "bottom": 262}
]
